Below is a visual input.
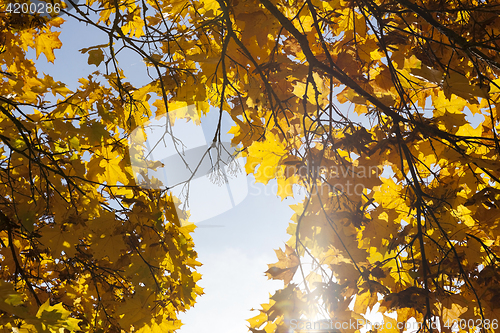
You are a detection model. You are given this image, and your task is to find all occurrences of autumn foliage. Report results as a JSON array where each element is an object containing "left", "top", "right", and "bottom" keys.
[{"left": 2, "top": 0, "right": 500, "bottom": 332}]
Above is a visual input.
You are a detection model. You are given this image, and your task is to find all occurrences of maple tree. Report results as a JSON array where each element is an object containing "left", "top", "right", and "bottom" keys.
[
  {"left": 0, "top": 1, "right": 205, "bottom": 332},
  {"left": 1, "top": 0, "right": 500, "bottom": 332}
]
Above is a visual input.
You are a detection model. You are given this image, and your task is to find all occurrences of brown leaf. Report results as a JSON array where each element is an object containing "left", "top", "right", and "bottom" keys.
[{"left": 265, "top": 244, "right": 299, "bottom": 285}]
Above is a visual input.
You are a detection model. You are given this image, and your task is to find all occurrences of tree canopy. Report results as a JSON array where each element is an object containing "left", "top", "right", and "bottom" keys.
[{"left": 2, "top": 0, "right": 500, "bottom": 332}]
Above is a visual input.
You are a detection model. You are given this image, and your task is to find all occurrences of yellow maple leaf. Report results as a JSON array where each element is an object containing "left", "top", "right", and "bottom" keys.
[
  {"left": 35, "top": 30, "right": 63, "bottom": 63},
  {"left": 246, "top": 132, "right": 287, "bottom": 184}
]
